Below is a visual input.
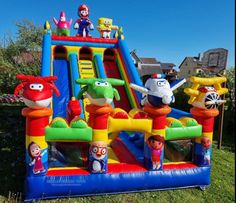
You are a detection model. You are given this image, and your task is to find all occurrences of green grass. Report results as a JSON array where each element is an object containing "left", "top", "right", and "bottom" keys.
[{"left": 0, "top": 105, "right": 235, "bottom": 203}]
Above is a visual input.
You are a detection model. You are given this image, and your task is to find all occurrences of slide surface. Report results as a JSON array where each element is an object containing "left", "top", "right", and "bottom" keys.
[
  {"left": 103, "top": 60, "right": 132, "bottom": 112},
  {"left": 52, "top": 59, "right": 71, "bottom": 118}
]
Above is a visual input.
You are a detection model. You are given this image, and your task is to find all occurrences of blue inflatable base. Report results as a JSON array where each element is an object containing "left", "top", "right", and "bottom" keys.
[{"left": 24, "top": 166, "right": 211, "bottom": 201}]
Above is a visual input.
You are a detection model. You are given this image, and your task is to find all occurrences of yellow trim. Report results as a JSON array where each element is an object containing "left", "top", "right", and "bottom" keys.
[
  {"left": 151, "top": 129, "right": 166, "bottom": 136},
  {"left": 93, "top": 129, "right": 109, "bottom": 142},
  {"left": 48, "top": 167, "right": 87, "bottom": 171},
  {"left": 108, "top": 117, "right": 153, "bottom": 134},
  {"left": 195, "top": 132, "right": 213, "bottom": 143},
  {"left": 26, "top": 135, "right": 47, "bottom": 149},
  {"left": 163, "top": 161, "right": 192, "bottom": 165}
]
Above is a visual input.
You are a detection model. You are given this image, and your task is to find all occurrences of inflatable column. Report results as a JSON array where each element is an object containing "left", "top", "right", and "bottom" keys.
[
  {"left": 22, "top": 107, "right": 52, "bottom": 176},
  {"left": 143, "top": 104, "right": 171, "bottom": 170},
  {"left": 86, "top": 104, "right": 113, "bottom": 174},
  {"left": 191, "top": 107, "right": 219, "bottom": 166}
]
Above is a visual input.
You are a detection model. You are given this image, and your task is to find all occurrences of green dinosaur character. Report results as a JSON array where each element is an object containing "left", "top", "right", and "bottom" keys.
[{"left": 76, "top": 78, "right": 125, "bottom": 106}]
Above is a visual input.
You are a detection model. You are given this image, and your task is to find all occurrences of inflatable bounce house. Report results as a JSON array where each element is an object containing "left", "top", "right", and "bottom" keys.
[{"left": 14, "top": 4, "right": 228, "bottom": 201}]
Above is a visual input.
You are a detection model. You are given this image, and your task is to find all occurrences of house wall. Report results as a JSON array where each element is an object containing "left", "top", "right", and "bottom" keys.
[{"left": 178, "top": 59, "right": 201, "bottom": 80}]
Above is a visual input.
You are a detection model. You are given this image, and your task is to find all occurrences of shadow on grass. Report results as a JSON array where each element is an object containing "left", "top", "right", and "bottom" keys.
[{"left": 0, "top": 105, "right": 26, "bottom": 199}]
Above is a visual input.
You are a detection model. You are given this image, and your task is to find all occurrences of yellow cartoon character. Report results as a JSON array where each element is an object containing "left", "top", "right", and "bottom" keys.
[{"left": 97, "top": 17, "right": 118, "bottom": 39}]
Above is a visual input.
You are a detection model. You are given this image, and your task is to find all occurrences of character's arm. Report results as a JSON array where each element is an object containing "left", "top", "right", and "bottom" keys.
[
  {"left": 53, "top": 17, "right": 58, "bottom": 26},
  {"left": 74, "top": 20, "right": 80, "bottom": 29},
  {"left": 41, "top": 150, "right": 47, "bottom": 156},
  {"left": 89, "top": 23, "right": 94, "bottom": 30},
  {"left": 170, "top": 78, "right": 186, "bottom": 91},
  {"left": 69, "top": 19, "right": 73, "bottom": 26},
  {"left": 113, "top": 88, "right": 120, "bottom": 101},
  {"left": 96, "top": 25, "right": 101, "bottom": 31},
  {"left": 29, "top": 159, "right": 35, "bottom": 166},
  {"left": 130, "top": 83, "right": 149, "bottom": 95},
  {"left": 77, "top": 86, "right": 88, "bottom": 100},
  {"left": 111, "top": 25, "right": 119, "bottom": 30}
]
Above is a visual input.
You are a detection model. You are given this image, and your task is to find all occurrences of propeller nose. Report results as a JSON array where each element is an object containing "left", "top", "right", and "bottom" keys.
[{"left": 204, "top": 92, "right": 225, "bottom": 109}]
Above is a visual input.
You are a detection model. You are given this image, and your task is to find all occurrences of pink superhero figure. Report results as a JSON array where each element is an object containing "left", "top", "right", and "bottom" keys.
[
  {"left": 147, "top": 135, "right": 165, "bottom": 170},
  {"left": 74, "top": 4, "right": 94, "bottom": 37},
  {"left": 53, "top": 11, "right": 72, "bottom": 36},
  {"left": 28, "top": 142, "right": 46, "bottom": 174}
]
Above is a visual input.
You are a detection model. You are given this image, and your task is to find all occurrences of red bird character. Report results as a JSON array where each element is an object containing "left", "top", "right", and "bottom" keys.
[{"left": 14, "top": 74, "right": 60, "bottom": 109}]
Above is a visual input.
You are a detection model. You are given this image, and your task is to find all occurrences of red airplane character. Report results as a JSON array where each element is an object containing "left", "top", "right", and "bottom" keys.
[{"left": 14, "top": 74, "right": 60, "bottom": 109}]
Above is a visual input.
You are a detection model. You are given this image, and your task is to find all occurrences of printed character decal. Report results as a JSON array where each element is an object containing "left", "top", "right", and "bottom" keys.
[
  {"left": 201, "top": 137, "right": 212, "bottom": 165},
  {"left": 89, "top": 141, "right": 108, "bottom": 173},
  {"left": 28, "top": 142, "right": 46, "bottom": 174},
  {"left": 147, "top": 135, "right": 165, "bottom": 170}
]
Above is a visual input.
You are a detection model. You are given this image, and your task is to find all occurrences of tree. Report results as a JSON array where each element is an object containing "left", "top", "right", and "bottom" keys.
[{"left": 0, "top": 20, "right": 44, "bottom": 94}]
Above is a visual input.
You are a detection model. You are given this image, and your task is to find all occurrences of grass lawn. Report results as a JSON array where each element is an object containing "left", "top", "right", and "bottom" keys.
[{"left": 0, "top": 105, "right": 235, "bottom": 203}]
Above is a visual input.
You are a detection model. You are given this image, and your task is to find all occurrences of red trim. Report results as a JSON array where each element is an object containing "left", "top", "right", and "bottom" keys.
[
  {"left": 46, "top": 162, "right": 198, "bottom": 176},
  {"left": 111, "top": 137, "right": 141, "bottom": 165},
  {"left": 51, "top": 35, "right": 118, "bottom": 44},
  {"left": 163, "top": 163, "right": 198, "bottom": 170},
  {"left": 108, "top": 163, "right": 146, "bottom": 173}
]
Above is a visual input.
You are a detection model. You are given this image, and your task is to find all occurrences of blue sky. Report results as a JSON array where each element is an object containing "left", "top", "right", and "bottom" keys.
[{"left": 0, "top": 0, "right": 234, "bottom": 68}]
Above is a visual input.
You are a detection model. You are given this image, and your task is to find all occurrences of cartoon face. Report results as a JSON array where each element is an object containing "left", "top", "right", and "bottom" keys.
[
  {"left": 29, "top": 143, "right": 41, "bottom": 157},
  {"left": 145, "top": 78, "right": 172, "bottom": 97},
  {"left": 149, "top": 139, "right": 163, "bottom": 150},
  {"left": 94, "top": 81, "right": 110, "bottom": 87},
  {"left": 104, "top": 19, "right": 111, "bottom": 27},
  {"left": 80, "top": 9, "right": 88, "bottom": 17},
  {"left": 201, "top": 137, "right": 211, "bottom": 149},
  {"left": 148, "top": 135, "right": 164, "bottom": 150},
  {"left": 60, "top": 16, "right": 66, "bottom": 21},
  {"left": 29, "top": 83, "right": 44, "bottom": 91},
  {"left": 90, "top": 144, "right": 107, "bottom": 160}
]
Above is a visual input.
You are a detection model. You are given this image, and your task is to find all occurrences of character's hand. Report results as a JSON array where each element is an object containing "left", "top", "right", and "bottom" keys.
[
  {"left": 74, "top": 23, "right": 79, "bottom": 29},
  {"left": 89, "top": 23, "right": 94, "bottom": 30},
  {"left": 162, "top": 95, "right": 172, "bottom": 104}
]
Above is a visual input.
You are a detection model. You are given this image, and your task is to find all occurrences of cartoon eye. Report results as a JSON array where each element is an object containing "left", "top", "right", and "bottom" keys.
[
  {"left": 92, "top": 146, "right": 98, "bottom": 153},
  {"left": 157, "top": 81, "right": 162, "bottom": 86},
  {"left": 29, "top": 83, "right": 44, "bottom": 91},
  {"left": 206, "top": 87, "right": 215, "bottom": 91},
  {"left": 95, "top": 81, "right": 101, "bottom": 86},
  {"left": 101, "top": 148, "right": 107, "bottom": 155},
  {"left": 104, "top": 82, "right": 109, "bottom": 86}
]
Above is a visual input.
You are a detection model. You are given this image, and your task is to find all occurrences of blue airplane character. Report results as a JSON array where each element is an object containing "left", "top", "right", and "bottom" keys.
[{"left": 130, "top": 74, "right": 186, "bottom": 107}]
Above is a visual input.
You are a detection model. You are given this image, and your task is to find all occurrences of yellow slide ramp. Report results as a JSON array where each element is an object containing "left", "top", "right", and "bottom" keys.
[{"left": 78, "top": 60, "right": 96, "bottom": 121}]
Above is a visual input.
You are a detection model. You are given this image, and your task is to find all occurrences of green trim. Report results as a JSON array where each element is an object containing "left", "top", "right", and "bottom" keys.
[
  {"left": 46, "top": 127, "right": 92, "bottom": 142},
  {"left": 165, "top": 125, "right": 202, "bottom": 140}
]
